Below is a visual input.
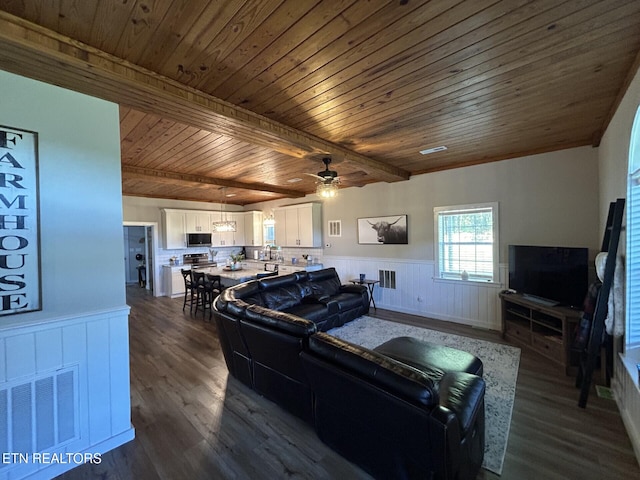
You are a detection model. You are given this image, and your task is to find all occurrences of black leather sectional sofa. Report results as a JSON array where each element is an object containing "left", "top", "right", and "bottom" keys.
[
  {"left": 213, "top": 267, "right": 486, "bottom": 480},
  {"left": 213, "top": 267, "right": 369, "bottom": 420}
]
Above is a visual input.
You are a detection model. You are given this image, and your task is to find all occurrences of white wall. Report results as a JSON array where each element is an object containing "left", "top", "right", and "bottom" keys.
[
  {"left": 138, "top": 146, "right": 600, "bottom": 329},
  {"left": 318, "top": 146, "right": 600, "bottom": 261},
  {"left": 247, "top": 147, "right": 599, "bottom": 259},
  {"left": 598, "top": 63, "right": 640, "bottom": 464},
  {"left": 0, "top": 70, "right": 132, "bottom": 479},
  {"left": 311, "top": 147, "right": 600, "bottom": 328}
]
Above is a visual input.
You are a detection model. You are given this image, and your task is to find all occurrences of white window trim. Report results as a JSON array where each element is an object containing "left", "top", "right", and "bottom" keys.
[
  {"left": 433, "top": 202, "right": 499, "bottom": 283},
  {"left": 626, "top": 105, "right": 640, "bottom": 352}
]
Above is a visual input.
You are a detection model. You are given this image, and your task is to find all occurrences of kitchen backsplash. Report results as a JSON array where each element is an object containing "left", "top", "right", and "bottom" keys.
[
  {"left": 245, "top": 246, "right": 324, "bottom": 264},
  {"left": 158, "top": 246, "right": 323, "bottom": 266}
]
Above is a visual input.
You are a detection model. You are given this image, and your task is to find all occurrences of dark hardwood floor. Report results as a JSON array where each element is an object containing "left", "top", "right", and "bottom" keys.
[{"left": 57, "top": 286, "right": 639, "bottom": 480}]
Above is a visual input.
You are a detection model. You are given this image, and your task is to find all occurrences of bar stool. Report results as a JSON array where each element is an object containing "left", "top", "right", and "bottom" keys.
[
  {"left": 206, "top": 274, "right": 225, "bottom": 296},
  {"left": 181, "top": 268, "right": 197, "bottom": 312},
  {"left": 193, "top": 271, "right": 223, "bottom": 319}
]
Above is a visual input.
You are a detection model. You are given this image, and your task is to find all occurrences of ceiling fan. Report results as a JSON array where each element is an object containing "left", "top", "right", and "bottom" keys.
[{"left": 306, "top": 156, "right": 340, "bottom": 198}]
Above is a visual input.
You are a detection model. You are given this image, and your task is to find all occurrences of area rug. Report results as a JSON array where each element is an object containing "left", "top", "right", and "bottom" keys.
[{"left": 327, "top": 316, "right": 520, "bottom": 475}]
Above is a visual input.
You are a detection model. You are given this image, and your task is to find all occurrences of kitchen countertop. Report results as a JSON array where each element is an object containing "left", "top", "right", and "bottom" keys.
[
  {"left": 162, "top": 261, "right": 324, "bottom": 279},
  {"left": 244, "top": 259, "right": 324, "bottom": 269},
  {"left": 162, "top": 262, "right": 217, "bottom": 269},
  {"left": 193, "top": 265, "right": 266, "bottom": 285}
]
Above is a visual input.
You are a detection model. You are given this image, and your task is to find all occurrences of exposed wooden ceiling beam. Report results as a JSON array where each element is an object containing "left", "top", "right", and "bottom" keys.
[
  {"left": 0, "top": 11, "right": 410, "bottom": 183},
  {"left": 122, "top": 166, "right": 306, "bottom": 198}
]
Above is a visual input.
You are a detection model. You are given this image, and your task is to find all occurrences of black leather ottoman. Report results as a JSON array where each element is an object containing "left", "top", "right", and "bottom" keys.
[{"left": 373, "top": 335, "right": 483, "bottom": 377}]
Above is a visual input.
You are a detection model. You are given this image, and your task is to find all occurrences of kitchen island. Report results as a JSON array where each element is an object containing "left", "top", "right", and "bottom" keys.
[
  {"left": 163, "top": 261, "right": 325, "bottom": 297},
  {"left": 194, "top": 265, "right": 265, "bottom": 286}
]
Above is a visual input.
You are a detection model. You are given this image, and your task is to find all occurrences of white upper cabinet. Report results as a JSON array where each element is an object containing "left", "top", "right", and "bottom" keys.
[
  {"left": 185, "top": 211, "right": 211, "bottom": 233},
  {"left": 212, "top": 211, "right": 245, "bottom": 246},
  {"left": 162, "top": 208, "right": 268, "bottom": 249},
  {"left": 274, "top": 203, "right": 322, "bottom": 247},
  {"left": 244, "top": 211, "right": 264, "bottom": 246},
  {"left": 162, "top": 209, "right": 186, "bottom": 249}
]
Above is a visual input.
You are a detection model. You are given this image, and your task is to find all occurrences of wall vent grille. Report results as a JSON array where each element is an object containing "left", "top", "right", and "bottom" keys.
[
  {"left": 0, "top": 366, "right": 78, "bottom": 468},
  {"left": 379, "top": 270, "right": 396, "bottom": 289},
  {"left": 328, "top": 220, "right": 342, "bottom": 237}
]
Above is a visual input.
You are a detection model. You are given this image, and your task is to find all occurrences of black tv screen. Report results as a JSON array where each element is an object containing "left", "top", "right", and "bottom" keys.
[{"left": 508, "top": 245, "right": 589, "bottom": 308}]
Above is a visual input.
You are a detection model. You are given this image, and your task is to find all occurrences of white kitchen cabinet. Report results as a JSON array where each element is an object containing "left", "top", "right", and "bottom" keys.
[
  {"left": 185, "top": 211, "right": 211, "bottom": 233},
  {"left": 244, "top": 211, "right": 264, "bottom": 246},
  {"left": 274, "top": 209, "right": 287, "bottom": 246},
  {"left": 163, "top": 265, "right": 188, "bottom": 297},
  {"left": 212, "top": 212, "right": 245, "bottom": 246},
  {"left": 230, "top": 212, "right": 245, "bottom": 246},
  {"left": 274, "top": 203, "right": 322, "bottom": 247},
  {"left": 296, "top": 204, "right": 320, "bottom": 247},
  {"left": 284, "top": 208, "right": 299, "bottom": 246},
  {"left": 163, "top": 208, "right": 265, "bottom": 250},
  {"left": 162, "top": 209, "right": 186, "bottom": 249}
]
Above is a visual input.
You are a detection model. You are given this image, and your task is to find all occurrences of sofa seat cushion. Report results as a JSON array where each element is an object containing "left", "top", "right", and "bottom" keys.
[
  {"left": 373, "top": 336, "right": 484, "bottom": 377},
  {"left": 284, "top": 303, "right": 330, "bottom": 324},
  {"left": 330, "top": 292, "right": 367, "bottom": 312}
]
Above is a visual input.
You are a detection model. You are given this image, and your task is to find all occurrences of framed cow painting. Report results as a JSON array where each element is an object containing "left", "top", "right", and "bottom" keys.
[{"left": 357, "top": 215, "right": 408, "bottom": 244}]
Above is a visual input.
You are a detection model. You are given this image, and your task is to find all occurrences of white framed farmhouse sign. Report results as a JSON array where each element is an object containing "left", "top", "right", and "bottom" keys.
[{"left": 0, "top": 125, "right": 41, "bottom": 315}]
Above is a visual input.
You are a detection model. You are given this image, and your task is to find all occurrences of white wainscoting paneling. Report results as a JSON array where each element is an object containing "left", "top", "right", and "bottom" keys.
[
  {"left": 614, "top": 352, "right": 640, "bottom": 465},
  {"left": 324, "top": 256, "right": 506, "bottom": 331},
  {"left": 0, "top": 307, "right": 134, "bottom": 480}
]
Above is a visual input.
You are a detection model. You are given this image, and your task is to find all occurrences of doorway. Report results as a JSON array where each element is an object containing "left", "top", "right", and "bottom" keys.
[
  {"left": 124, "top": 226, "right": 145, "bottom": 285},
  {"left": 123, "top": 222, "right": 159, "bottom": 296}
]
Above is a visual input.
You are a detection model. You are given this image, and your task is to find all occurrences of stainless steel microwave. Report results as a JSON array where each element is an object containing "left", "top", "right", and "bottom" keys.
[{"left": 187, "top": 233, "right": 212, "bottom": 247}]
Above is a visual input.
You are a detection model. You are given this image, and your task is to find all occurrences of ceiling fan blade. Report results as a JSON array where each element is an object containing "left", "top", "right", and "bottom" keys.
[{"left": 303, "top": 172, "right": 325, "bottom": 181}]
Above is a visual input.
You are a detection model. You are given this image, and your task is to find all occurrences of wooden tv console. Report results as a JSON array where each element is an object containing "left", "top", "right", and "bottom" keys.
[{"left": 500, "top": 293, "right": 582, "bottom": 375}]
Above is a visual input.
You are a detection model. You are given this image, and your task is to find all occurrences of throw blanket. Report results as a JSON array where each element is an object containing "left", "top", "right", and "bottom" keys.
[
  {"left": 606, "top": 254, "right": 625, "bottom": 336},
  {"left": 595, "top": 252, "right": 625, "bottom": 336}
]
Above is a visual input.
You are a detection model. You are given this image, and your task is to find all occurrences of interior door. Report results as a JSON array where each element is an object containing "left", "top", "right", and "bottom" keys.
[{"left": 146, "top": 226, "right": 154, "bottom": 292}]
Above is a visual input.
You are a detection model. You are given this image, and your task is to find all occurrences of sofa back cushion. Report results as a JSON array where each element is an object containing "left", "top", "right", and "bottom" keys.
[
  {"left": 232, "top": 281, "right": 263, "bottom": 305},
  {"left": 259, "top": 273, "right": 307, "bottom": 310},
  {"left": 306, "top": 267, "right": 341, "bottom": 298},
  {"left": 215, "top": 280, "right": 264, "bottom": 316},
  {"left": 244, "top": 305, "right": 317, "bottom": 336},
  {"left": 307, "top": 332, "right": 439, "bottom": 407}
]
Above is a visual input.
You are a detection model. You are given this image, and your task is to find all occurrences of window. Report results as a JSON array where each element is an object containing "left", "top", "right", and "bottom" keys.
[
  {"left": 627, "top": 107, "right": 640, "bottom": 349},
  {"left": 263, "top": 224, "right": 275, "bottom": 245},
  {"left": 434, "top": 202, "right": 499, "bottom": 282}
]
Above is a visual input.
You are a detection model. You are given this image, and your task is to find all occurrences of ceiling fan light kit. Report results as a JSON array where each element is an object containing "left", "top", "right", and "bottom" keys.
[
  {"left": 308, "top": 157, "right": 340, "bottom": 199},
  {"left": 316, "top": 182, "right": 338, "bottom": 198}
]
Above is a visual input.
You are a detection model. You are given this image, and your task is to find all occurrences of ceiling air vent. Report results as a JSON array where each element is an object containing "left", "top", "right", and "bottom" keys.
[{"left": 419, "top": 146, "right": 447, "bottom": 155}]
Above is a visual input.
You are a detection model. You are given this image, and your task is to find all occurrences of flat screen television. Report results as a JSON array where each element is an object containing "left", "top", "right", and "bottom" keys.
[{"left": 508, "top": 245, "right": 589, "bottom": 308}]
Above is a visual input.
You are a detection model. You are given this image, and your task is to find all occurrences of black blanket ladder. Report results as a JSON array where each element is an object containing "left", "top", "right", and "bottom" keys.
[{"left": 576, "top": 198, "right": 625, "bottom": 408}]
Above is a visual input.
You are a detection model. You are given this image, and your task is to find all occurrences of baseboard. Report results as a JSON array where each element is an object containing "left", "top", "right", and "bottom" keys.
[
  {"left": 22, "top": 427, "right": 135, "bottom": 480},
  {"left": 375, "top": 302, "right": 501, "bottom": 331}
]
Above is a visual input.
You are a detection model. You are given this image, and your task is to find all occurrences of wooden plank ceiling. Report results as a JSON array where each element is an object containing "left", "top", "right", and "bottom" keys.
[{"left": 1, "top": 0, "right": 640, "bottom": 205}]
